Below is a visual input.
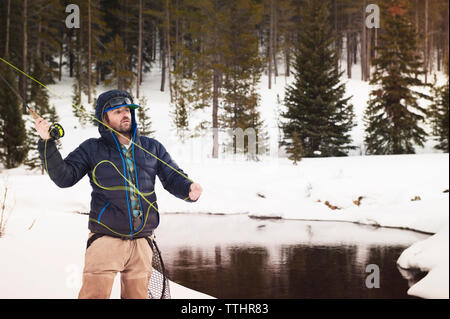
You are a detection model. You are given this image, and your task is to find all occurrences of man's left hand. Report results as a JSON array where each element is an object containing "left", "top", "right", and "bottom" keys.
[{"left": 189, "top": 183, "right": 203, "bottom": 201}]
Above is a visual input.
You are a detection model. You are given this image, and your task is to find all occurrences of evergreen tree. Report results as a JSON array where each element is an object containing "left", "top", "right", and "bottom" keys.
[
  {"left": 24, "top": 56, "right": 56, "bottom": 173},
  {"left": 220, "top": 0, "right": 267, "bottom": 159},
  {"left": 29, "top": 0, "right": 65, "bottom": 85},
  {"left": 281, "top": 0, "right": 355, "bottom": 159},
  {"left": 285, "top": 129, "right": 304, "bottom": 164},
  {"left": 77, "top": 0, "right": 107, "bottom": 102},
  {"left": 72, "top": 82, "right": 88, "bottom": 127},
  {"left": 23, "top": 115, "right": 41, "bottom": 172},
  {"left": 364, "top": 0, "right": 430, "bottom": 155},
  {"left": 101, "top": 34, "right": 135, "bottom": 90},
  {"left": 169, "top": 0, "right": 219, "bottom": 141},
  {"left": 172, "top": 98, "right": 189, "bottom": 142},
  {"left": 430, "top": 80, "right": 449, "bottom": 152},
  {"left": 137, "top": 96, "right": 154, "bottom": 137},
  {"left": 0, "top": 64, "right": 27, "bottom": 169},
  {"left": 29, "top": 56, "right": 50, "bottom": 115}
]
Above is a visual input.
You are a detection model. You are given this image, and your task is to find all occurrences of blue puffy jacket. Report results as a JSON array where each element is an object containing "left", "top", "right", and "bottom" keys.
[{"left": 38, "top": 89, "right": 195, "bottom": 238}]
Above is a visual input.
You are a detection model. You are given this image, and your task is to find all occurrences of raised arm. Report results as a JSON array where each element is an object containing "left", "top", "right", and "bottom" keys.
[{"left": 36, "top": 117, "right": 90, "bottom": 188}]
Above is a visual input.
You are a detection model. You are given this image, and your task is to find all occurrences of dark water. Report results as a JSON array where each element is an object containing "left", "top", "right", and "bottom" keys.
[{"left": 156, "top": 214, "right": 429, "bottom": 299}]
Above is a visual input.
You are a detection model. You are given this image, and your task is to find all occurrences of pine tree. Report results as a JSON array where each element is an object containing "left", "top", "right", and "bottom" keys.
[
  {"left": 23, "top": 115, "right": 41, "bottom": 172},
  {"left": 137, "top": 96, "right": 154, "bottom": 137},
  {"left": 101, "top": 34, "right": 135, "bottom": 90},
  {"left": 173, "top": 98, "right": 189, "bottom": 142},
  {"left": 29, "top": 0, "right": 65, "bottom": 85},
  {"left": 0, "top": 63, "right": 27, "bottom": 169},
  {"left": 72, "top": 82, "right": 88, "bottom": 127},
  {"left": 220, "top": 0, "right": 267, "bottom": 160},
  {"left": 170, "top": 0, "right": 226, "bottom": 157},
  {"left": 430, "top": 80, "right": 449, "bottom": 152},
  {"left": 24, "top": 56, "right": 55, "bottom": 173},
  {"left": 281, "top": 0, "right": 355, "bottom": 159},
  {"left": 364, "top": 0, "right": 430, "bottom": 155},
  {"left": 29, "top": 56, "right": 50, "bottom": 115},
  {"left": 286, "top": 129, "right": 304, "bottom": 164},
  {"left": 79, "top": 0, "right": 107, "bottom": 102}
]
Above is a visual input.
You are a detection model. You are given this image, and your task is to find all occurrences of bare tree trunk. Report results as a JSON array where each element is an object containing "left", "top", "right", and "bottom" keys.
[
  {"left": 88, "top": 0, "right": 92, "bottom": 103},
  {"left": 175, "top": 0, "right": 179, "bottom": 66},
  {"left": 59, "top": 38, "right": 63, "bottom": 81},
  {"left": 374, "top": 27, "right": 378, "bottom": 60},
  {"left": 415, "top": 0, "right": 419, "bottom": 34},
  {"left": 212, "top": 65, "right": 219, "bottom": 158},
  {"left": 21, "top": 0, "right": 28, "bottom": 112},
  {"left": 424, "top": 0, "right": 429, "bottom": 83},
  {"left": 285, "top": 38, "right": 290, "bottom": 78},
  {"left": 334, "top": 0, "right": 340, "bottom": 70},
  {"left": 69, "top": 29, "right": 74, "bottom": 78},
  {"left": 137, "top": 0, "right": 143, "bottom": 98},
  {"left": 37, "top": 19, "right": 42, "bottom": 59},
  {"left": 268, "top": 0, "right": 274, "bottom": 89},
  {"left": 361, "top": 0, "right": 367, "bottom": 81},
  {"left": 438, "top": 43, "right": 441, "bottom": 72},
  {"left": 160, "top": 30, "right": 166, "bottom": 92},
  {"left": 429, "top": 14, "right": 434, "bottom": 75},
  {"left": 273, "top": 1, "right": 278, "bottom": 79},
  {"left": 212, "top": 19, "right": 220, "bottom": 159},
  {"left": 347, "top": 32, "right": 352, "bottom": 78},
  {"left": 4, "top": 0, "right": 11, "bottom": 57},
  {"left": 446, "top": 4, "right": 449, "bottom": 74},
  {"left": 334, "top": 0, "right": 338, "bottom": 44},
  {"left": 165, "top": 0, "right": 173, "bottom": 103},
  {"left": 366, "top": 27, "right": 371, "bottom": 80},
  {"left": 152, "top": 21, "right": 157, "bottom": 62},
  {"left": 78, "top": 29, "right": 83, "bottom": 98}
]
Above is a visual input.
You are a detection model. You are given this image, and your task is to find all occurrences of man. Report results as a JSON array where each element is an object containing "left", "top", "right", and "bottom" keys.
[{"left": 35, "top": 89, "right": 202, "bottom": 299}]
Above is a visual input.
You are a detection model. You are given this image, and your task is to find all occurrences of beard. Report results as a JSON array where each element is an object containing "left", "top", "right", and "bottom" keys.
[{"left": 118, "top": 119, "right": 132, "bottom": 133}]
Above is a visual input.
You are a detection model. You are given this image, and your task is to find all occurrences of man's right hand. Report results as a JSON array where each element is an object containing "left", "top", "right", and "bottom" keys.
[{"left": 34, "top": 117, "right": 51, "bottom": 140}]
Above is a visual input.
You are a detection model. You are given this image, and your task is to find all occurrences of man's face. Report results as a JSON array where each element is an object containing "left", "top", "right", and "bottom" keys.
[{"left": 104, "top": 106, "right": 132, "bottom": 134}]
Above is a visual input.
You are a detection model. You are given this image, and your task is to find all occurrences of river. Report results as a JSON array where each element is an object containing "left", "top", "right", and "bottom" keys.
[{"left": 155, "top": 214, "right": 429, "bottom": 298}]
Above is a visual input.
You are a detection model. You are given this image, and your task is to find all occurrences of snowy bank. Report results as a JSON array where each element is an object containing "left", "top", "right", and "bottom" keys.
[{"left": 397, "top": 225, "right": 449, "bottom": 299}]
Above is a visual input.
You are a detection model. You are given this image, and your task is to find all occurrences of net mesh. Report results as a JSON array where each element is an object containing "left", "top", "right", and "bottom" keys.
[{"left": 147, "top": 238, "right": 171, "bottom": 299}]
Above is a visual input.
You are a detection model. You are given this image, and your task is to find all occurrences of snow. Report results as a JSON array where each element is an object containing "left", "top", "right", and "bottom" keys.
[
  {"left": 0, "top": 64, "right": 448, "bottom": 299},
  {"left": 397, "top": 225, "right": 449, "bottom": 299}
]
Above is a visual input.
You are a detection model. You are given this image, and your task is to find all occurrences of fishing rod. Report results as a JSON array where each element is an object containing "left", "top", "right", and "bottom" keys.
[
  {"left": 0, "top": 71, "right": 64, "bottom": 140},
  {"left": 28, "top": 106, "right": 65, "bottom": 140}
]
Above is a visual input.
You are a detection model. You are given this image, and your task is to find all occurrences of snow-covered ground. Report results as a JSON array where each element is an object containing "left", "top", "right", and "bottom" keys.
[
  {"left": 0, "top": 63, "right": 448, "bottom": 299},
  {"left": 397, "top": 225, "right": 449, "bottom": 299}
]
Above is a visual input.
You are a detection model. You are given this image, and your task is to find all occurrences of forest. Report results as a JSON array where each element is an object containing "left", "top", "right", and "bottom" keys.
[{"left": 0, "top": 0, "right": 448, "bottom": 169}]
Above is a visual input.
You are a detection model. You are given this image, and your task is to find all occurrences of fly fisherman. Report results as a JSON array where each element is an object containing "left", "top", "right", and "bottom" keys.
[{"left": 34, "top": 89, "right": 203, "bottom": 299}]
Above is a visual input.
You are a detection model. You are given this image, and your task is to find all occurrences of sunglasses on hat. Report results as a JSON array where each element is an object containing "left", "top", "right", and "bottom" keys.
[{"left": 103, "top": 96, "right": 139, "bottom": 114}]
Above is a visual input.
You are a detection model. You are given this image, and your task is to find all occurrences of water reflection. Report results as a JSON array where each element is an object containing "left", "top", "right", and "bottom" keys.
[{"left": 157, "top": 214, "right": 429, "bottom": 298}]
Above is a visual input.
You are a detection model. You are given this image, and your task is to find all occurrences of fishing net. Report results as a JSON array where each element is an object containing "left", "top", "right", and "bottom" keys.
[{"left": 147, "top": 237, "right": 171, "bottom": 299}]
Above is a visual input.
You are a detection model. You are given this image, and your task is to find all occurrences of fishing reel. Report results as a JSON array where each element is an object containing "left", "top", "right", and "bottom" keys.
[
  {"left": 28, "top": 106, "right": 65, "bottom": 140},
  {"left": 49, "top": 123, "right": 65, "bottom": 140}
]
